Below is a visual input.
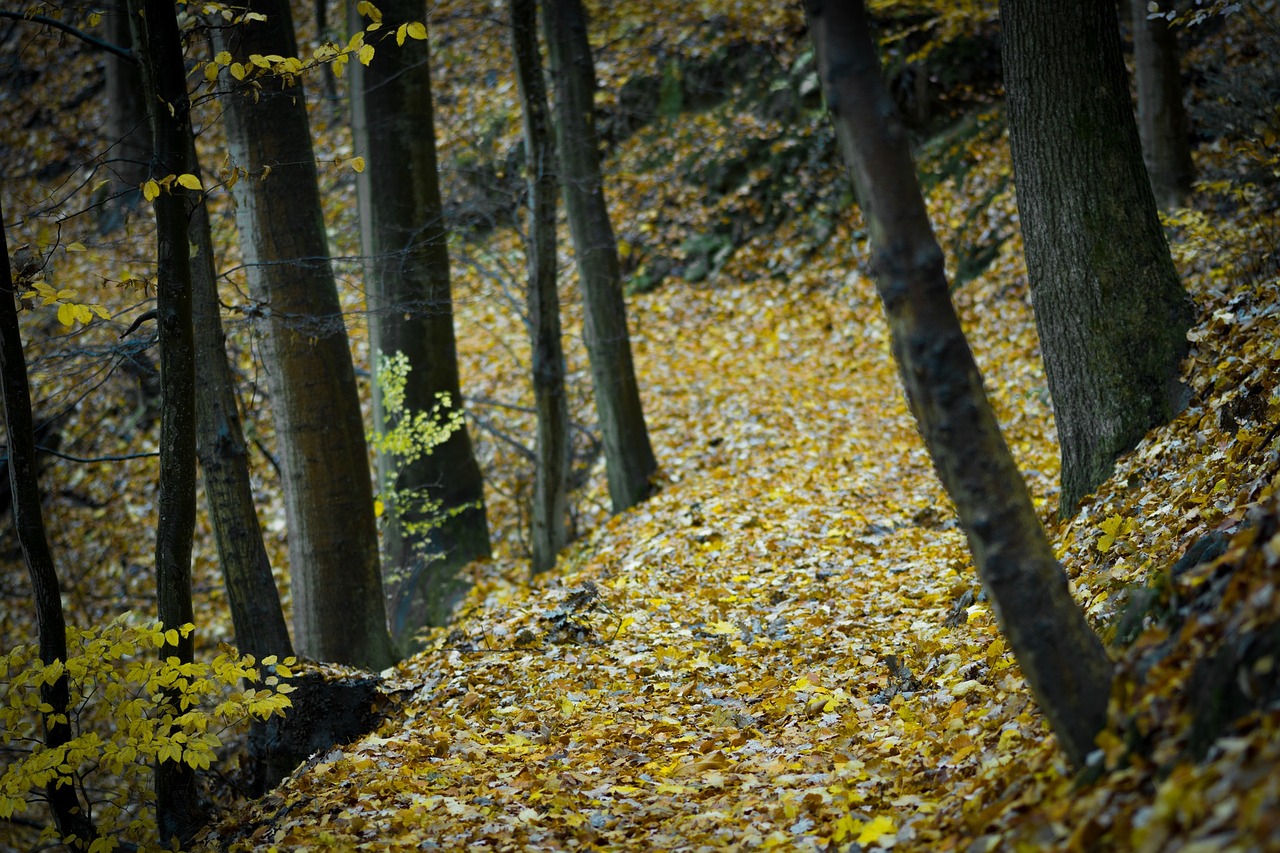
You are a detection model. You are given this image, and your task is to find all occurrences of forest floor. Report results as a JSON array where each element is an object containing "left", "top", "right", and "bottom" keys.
[
  {"left": 199, "top": 20, "right": 1280, "bottom": 843},
  {"left": 3, "top": 1, "right": 1280, "bottom": 851}
]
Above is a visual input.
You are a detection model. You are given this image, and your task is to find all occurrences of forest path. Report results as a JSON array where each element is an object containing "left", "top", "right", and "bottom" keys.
[{"left": 213, "top": 274, "right": 1049, "bottom": 850}]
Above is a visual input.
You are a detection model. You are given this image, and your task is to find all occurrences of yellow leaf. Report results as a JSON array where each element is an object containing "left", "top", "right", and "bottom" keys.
[
  {"left": 856, "top": 814, "right": 896, "bottom": 845},
  {"left": 350, "top": 156, "right": 366, "bottom": 174},
  {"left": 230, "top": 62, "right": 246, "bottom": 80},
  {"left": 88, "top": 11, "right": 102, "bottom": 26},
  {"left": 358, "top": 43, "right": 375, "bottom": 66},
  {"left": 706, "top": 620, "right": 738, "bottom": 636},
  {"left": 164, "top": 628, "right": 180, "bottom": 646},
  {"left": 204, "top": 62, "right": 219, "bottom": 83},
  {"left": 396, "top": 22, "right": 407, "bottom": 46},
  {"left": 57, "top": 303, "right": 75, "bottom": 327},
  {"left": 406, "top": 21, "right": 426, "bottom": 39},
  {"left": 65, "top": 242, "right": 86, "bottom": 252},
  {"left": 177, "top": 173, "right": 203, "bottom": 191},
  {"left": 72, "top": 304, "right": 92, "bottom": 325},
  {"left": 143, "top": 180, "right": 160, "bottom": 201},
  {"left": 373, "top": 497, "right": 384, "bottom": 517},
  {"left": 214, "top": 50, "right": 232, "bottom": 66},
  {"left": 249, "top": 54, "right": 272, "bottom": 68}
]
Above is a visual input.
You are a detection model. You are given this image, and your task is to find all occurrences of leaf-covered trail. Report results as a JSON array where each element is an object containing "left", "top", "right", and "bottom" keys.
[{"left": 204, "top": 259, "right": 1071, "bottom": 849}]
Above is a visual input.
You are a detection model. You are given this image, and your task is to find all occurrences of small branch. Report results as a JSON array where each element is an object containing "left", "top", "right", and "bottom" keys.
[
  {"left": 119, "top": 309, "right": 157, "bottom": 340},
  {"left": 34, "top": 444, "right": 159, "bottom": 464},
  {"left": 0, "top": 10, "right": 135, "bottom": 62}
]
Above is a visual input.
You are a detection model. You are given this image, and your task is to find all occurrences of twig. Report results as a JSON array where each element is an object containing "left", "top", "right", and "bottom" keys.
[{"left": 0, "top": 10, "right": 134, "bottom": 62}]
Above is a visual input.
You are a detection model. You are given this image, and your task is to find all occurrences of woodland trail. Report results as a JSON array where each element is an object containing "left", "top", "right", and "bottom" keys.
[{"left": 204, "top": 269, "right": 1070, "bottom": 850}]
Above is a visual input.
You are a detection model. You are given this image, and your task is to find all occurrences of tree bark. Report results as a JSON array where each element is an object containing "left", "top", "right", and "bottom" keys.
[
  {"left": 189, "top": 140, "right": 293, "bottom": 662},
  {"left": 99, "top": 0, "right": 149, "bottom": 233},
  {"left": 1001, "top": 0, "right": 1195, "bottom": 515},
  {"left": 1131, "top": 0, "right": 1195, "bottom": 209},
  {"left": 511, "top": 0, "right": 570, "bottom": 574},
  {"left": 349, "top": 0, "right": 491, "bottom": 643},
  {"left": 215, "top": 0, "right": 395, "bottom": 669},
  {"left": 0, "top": 203, "right": 97, "bottom": 851},
  {"left": 806, "top": 0, "right": 1113, "bottom": 769},
  {"left": 126, "top": 0, "right": 202, "bottom": 839},
  {"left": 542, "top": 0, "right": 656, "bottom": 513}
]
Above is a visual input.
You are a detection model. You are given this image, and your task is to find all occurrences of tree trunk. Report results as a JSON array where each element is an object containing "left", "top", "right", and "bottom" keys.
[
  {"left": 511, "top": 0, "right": 570, "bottom": 574},
  {"left": 542, "top": 0, "right": 656, "bottom": 513},
  {"left": 806, "top": 0, "right": 1113, "bottom": 770},
  {"left": 99, "top": 0, "right": 149, "bottom": 233},
  {"left": 215, "top": 0, "right": 395, "bottom": 669},
  {"left": 126, "top": 0, "right": 202, "bottom": 839},
  {"left": 349, "top": 0, "right": 491, "bottom": 643},
  {"left": 1131, "top": 0, "right": 1195, "bottom": 209},
  {"left": 1001, "top": 0, "right": 1194, "bottom": 514},
  {"left": 189, "top": 140, "right": 293, "bottom": 662},
  {"left": 0, "top": 206, "right": 97, "bottom": 850}
]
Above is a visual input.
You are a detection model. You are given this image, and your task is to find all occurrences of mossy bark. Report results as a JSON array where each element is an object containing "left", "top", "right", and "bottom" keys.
[{"left": 1001, "top": 0, "right": 1194, "bottom": 515}]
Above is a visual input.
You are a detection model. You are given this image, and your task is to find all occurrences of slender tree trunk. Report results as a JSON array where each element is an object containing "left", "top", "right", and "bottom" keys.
[
  {"left": 806, "top": 0, "right": 1113, "bottom": 769},
  {"left": 99, "top": 0, "right": 149, "bottom": 233},
  {"left": 126, "top": 0, "right": 202, "bottom": 839},
  {"left": 542, "top": 0, "right": 656, "bottom": 513},
  {"left": 1131, "top": 0, "right": 1195, "bottom": 209},
  {"left": 188, "top": 140, "right": 293, "bottom": 661},
  {"left": 349, "top": 0, "right": 491, "bottom": 643},
  {"left": 511, "top": 0, "right": 570, "bottom": 574},
  {"left": 1001, "top": 0, "right": 1194, "bottom": 514},
  {"left": 0, "top": 209, "right": 97, "bottom": 850},
  {"left": 215, "top": 0, "right": 395, "bottom": 669}
]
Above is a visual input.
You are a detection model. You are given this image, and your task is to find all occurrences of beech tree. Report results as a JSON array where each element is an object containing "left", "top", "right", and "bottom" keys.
[
  {"left": 349, "top": 0, "right": 491, "bottom": 641},
  {"left": 215, "top": 0, "right": 395, "bottom": 669},
  {"left": 542, "top": 0, "right": 657, "bottom": 513},
  {"left": 125, "top": 0, "right": 202, "bottom": 836},
  {"left": 1132, "top": 0, "right": 1195, "bottom": 209},
  {"left": 1001, "top": 0, "right": 1195, "bottom": 514},
  {"left": 805, "top": 0, "right": 1113, "bottom": 769},
  {"left": 511, "top": 0, "right": 570, "bottom": 574}
]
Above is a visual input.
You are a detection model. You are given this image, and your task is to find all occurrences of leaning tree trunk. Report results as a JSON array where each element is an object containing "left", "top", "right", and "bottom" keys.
[
  {"left": 215, "top": 0, "right": 395, "bottom": 669},
  {"left": 349, "top": 0, "right": 491, "bottom": 643},
  {"left": 126, "top": 0, "right": 202, "bottom": 839},
  {"left": 805, "top": 0, "right": 1113, "bottom": 770},
  {"left": 0, "top": 205, "right": 97, "bottom": 851},
  {"left": 188, "top": 139, "right": 293, "bottom": 662},
  {"left": 542, "top": 0, "right": 656, "bottom": 513},
  {"left": 511, "top": 0, "right": 570, "bottom": 574},
  {"left": 1131, "top": 0, "right": 1194, "bottom": 209},
  {"left": 1001, "top": 0, "right": 1194, "bottom": 515}
]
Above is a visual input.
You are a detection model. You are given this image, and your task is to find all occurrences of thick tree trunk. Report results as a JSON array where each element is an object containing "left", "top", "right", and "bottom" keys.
[
  {"left": 0, "top": 207, "right": 97, "bottom": 850},
  {"left": 126, "top": 0, "right": 202, "bottom": 839},
  {"left": 215, "top": 0, "right": 395, "bottom": 669},
  {"left": 349, "top": 0, "right": 491, "bottom": 643},
  {"left": 1001, "top": 0, "right": 1194, "bottom": 514},
  {"left": 1131, "top": 0, "right": 1195, "bottom": 209},
  {"left": 511, "top": 0, "right": 570, "bottom": 574},
  {"left": 542, "top": 0, "right": 656, "bottom": 513},
  {"left": 806, "top": 0, "right": 1113, "bottom": 770},
  {"left": 188, "top": 143, "right": 293, "bottom": 662},
  {"left": 99, "top": 0, "right": 149, "bottom": 233}
]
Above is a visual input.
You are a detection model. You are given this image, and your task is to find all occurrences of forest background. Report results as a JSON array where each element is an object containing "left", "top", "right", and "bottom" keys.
[{"left": 2, "top": 0, "right": 1280, "bottom": 849}]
